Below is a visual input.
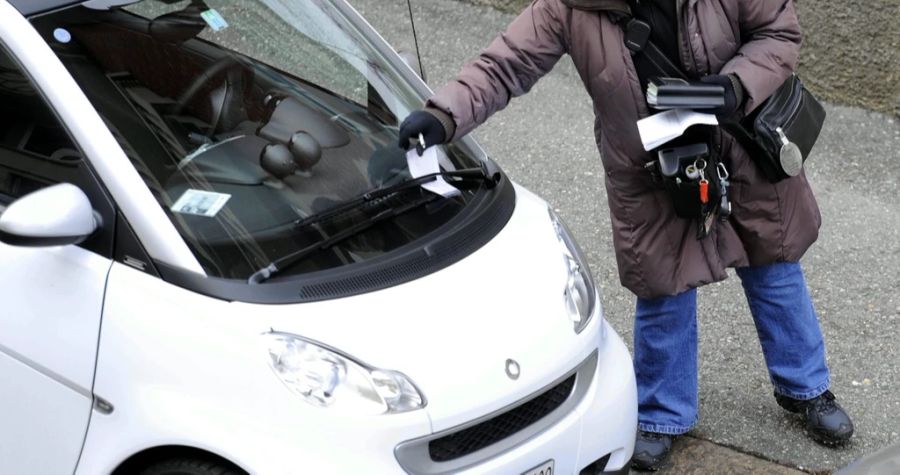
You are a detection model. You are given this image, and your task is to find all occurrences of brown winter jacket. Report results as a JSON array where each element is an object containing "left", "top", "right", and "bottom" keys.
[{"left": 427, "top": 0, "right": 821, "bottom": 299}]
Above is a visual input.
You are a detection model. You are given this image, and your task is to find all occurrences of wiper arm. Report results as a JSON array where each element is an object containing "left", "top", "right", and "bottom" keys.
[
  {"left": 248, "top": 191, "right": 442, "bottom": 284},
  {"left": 291, "top": 166, "right": 499, "bottom": 232},
  {"left": 248, "top": 166, "right": 499, "bottom": 284}
]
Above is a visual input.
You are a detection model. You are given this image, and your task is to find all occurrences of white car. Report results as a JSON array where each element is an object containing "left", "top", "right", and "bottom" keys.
[{"left": 0, "top": 0, "right": 636, "bottom": 474}]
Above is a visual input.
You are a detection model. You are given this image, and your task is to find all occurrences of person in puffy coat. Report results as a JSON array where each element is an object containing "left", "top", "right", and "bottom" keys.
[{"left": 397, "top": 0, "right": 853, "bottom": 470}]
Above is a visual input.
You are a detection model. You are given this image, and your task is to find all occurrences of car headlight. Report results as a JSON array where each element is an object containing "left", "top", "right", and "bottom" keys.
[
  {"left": 264, "top": 332, "right": 425, "bottom": 414},
  {"left": 549, "top": 208, "right": 598, "bottom": 334}
]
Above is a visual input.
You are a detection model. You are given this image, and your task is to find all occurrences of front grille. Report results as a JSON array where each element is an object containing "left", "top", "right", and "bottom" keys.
[{"left": 428, "top": 374, "right": 577, "bottom": 462}]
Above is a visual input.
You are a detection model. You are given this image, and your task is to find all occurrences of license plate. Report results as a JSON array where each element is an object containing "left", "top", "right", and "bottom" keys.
[{"left": 522, "top": 459, "right": 554, "bottom": 475}]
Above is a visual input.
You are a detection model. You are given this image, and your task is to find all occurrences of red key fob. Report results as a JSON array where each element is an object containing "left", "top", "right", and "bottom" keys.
[{"left": 699, "top": 179, "right": 709, "bottom": 204}]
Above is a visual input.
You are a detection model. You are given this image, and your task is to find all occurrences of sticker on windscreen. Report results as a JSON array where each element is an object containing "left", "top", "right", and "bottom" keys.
[
  {"left": 201, "top": 9, "right": 229, "bottom": 32},
  {"left": 170, "top": 189, "right": 231, "bottom": 217}
]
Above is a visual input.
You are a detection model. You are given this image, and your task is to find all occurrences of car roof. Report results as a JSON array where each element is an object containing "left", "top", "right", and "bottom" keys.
[{"left": 9, "top": 0, "right": 82, "bottom": 16}]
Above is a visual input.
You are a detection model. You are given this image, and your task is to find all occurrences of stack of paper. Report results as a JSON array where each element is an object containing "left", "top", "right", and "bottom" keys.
[{"left": 636, "top": 109, "right": 719, "bottom": 151}]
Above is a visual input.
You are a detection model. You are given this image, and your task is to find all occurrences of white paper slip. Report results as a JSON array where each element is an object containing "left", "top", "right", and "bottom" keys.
[
  {"left": 636, "top": 109, "right": 718, "bottom": 151},
  {"left": 170, "top": 189, "right": 231, "bottom": 217},
  {"left": 405, "top": 146, "right": 461, "bottom": 198}
]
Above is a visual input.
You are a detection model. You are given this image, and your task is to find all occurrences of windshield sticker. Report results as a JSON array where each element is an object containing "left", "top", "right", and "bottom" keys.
[
  {"left": 171, "top": 190, "right": 231, "bottom": 218},
  {"left": 201, "top": 9, "right": 229, "bottom": 32}
]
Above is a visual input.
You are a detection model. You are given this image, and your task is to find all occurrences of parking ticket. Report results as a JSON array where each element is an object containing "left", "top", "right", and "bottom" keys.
[{"left": 406, "top": 147, "right": 461, "bottom": 198}]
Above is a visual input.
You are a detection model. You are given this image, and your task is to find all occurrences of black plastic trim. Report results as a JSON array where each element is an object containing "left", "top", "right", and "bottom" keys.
[
  {"left": 0, "top": 229, "right": 87, "bottom": 247},
  {"left": 428, "top": 374, "right": 576, "bottom": 462},
  {"left": 579, "top": 454, "right": 611, "bottom": 475},
  {"left": 601, "top": 456, "right": 632, "bottom": 475},
  {"left": 114, "top": 212, "right": 160, "bottom": 277},
  {"left": 155, "top": 177, "right": 515, "bottom": 304}
]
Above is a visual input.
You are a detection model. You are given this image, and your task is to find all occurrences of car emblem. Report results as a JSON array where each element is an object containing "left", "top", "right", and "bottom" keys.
[{"left": 505, "top": 359, "right": 521, "bottom": 380}]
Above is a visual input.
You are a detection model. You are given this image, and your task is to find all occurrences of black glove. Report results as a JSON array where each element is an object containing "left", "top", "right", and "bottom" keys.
[
  {"left": 398, "top": 110, "right": 446, "bottom": 152},
  {"left": 700, "top": 74, "right": 744, "bottom": 118}
]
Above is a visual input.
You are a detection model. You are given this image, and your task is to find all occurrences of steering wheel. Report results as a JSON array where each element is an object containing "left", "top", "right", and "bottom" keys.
[{"left": 172, "top": 55, "right": 251, "bottom": 135}]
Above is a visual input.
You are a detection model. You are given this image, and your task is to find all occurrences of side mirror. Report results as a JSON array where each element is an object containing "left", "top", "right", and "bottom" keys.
[
  {"left": 148, "top": 4, "right": 207, "bottom": 44},
  {"left": 0, "top": 183, "right": 99, "bottom": 247}
]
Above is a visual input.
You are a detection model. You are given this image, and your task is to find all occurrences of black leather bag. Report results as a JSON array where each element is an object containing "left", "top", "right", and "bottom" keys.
[{"left": 724, "top": 74, "right": 826, "bottom": 182}]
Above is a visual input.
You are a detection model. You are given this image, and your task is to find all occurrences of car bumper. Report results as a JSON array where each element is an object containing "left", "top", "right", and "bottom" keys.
[
  {"left": 392, "top": 318, "right": 636, "bottom": 475},
  {"left": 450, "top": 318, "right": 637, "bottom": 475}
]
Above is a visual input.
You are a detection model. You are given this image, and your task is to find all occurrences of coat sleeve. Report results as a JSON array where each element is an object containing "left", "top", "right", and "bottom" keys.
[
  {"left": 426, "top": 0, "right": 569, "bottom": 141},
  {"left": 719, "top": 0, "right": 802, "bottom": 114}
]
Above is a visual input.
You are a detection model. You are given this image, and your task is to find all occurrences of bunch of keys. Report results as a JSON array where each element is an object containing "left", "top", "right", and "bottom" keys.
[
  {"left": 684, "top": 159, "right": 710, "bottom": 205},
  {"left": 717, "top": 162, "right": 731, "bottom": 219}
]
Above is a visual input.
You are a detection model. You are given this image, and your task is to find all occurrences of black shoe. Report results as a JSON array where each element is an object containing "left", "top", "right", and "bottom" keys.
[
  {"left": 631, "top": 430, "right": 674, "bottom": 471},
  {"left": 775, "top": 390, "right": 854, "bottom": 446}
]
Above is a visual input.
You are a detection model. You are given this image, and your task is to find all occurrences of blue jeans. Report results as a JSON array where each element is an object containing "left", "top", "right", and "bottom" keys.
[{"left": 634, "top": 262, "right": 831, "bottom": 435}]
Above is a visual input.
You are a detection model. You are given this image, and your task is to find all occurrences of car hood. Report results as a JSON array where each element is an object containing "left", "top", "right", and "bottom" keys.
[{"left": 237, "top": 183, "right": 600, "bottom": 432}]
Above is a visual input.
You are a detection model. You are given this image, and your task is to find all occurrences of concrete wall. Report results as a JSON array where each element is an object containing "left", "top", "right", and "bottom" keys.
[{"left": 458, "top": 0, "right": 900, "bottom": 116}]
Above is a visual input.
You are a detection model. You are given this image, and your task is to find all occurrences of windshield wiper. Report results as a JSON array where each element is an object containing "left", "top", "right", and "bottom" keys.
[
  {"left": 247, "top": 167, "right": 499, "bottom": 284},
  {"left": 248, "top": 191, "right": 442, "bottom": 284},
  {"left": 291, "top": 166, "right": 499, "bottom": 232}
]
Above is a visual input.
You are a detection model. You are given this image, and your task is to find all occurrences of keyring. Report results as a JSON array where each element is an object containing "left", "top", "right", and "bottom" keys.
[{"left": 717, "top": 162, "right": 729, "bottom": 180}]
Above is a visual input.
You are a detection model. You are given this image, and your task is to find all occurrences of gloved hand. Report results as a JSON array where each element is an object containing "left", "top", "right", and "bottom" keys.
[
  {"left": 398, "top": 109, "right": 448, "bottom": 152},
  {"left": 700, "top": 74, "right": 744, "bottom": 118}
]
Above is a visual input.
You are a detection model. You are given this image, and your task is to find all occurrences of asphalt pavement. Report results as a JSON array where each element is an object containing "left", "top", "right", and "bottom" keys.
[{"left": 350, "top": 0, "right": 900, "bottom": 472}]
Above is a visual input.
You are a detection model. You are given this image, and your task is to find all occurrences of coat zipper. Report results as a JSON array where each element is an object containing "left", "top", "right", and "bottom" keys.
[{"left": 762, "top": 75, "right": 802, "bottom": 149}]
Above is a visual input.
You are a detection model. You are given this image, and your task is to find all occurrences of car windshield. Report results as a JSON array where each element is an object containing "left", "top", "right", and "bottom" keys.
[{"left": 31, "top": 0, "right": 485, "bottom": 280}]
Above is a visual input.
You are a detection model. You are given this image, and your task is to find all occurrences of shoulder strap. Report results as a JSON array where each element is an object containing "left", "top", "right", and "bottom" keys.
[
  {"left": 611, "top": 6, "right": 687, "bottom": 80},
  {"left": 720, "top": 119, "right": 769, "bottom": 160},
  {"left": 561, "top": 0, "right": 686, "bottom": 82}
]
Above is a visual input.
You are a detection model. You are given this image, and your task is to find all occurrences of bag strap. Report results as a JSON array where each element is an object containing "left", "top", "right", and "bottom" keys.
[
  {"left": 609, "top": 7, "right": 687, "bottom": 81},
  {"left": 720, "top": 119, "right": 782, "bottom": 178},
  {"left": 565, "top": 0, "right": 686, "bottom": 82},
  {"left": 720, "top": 119, "right": 763, "bottom": 153}
]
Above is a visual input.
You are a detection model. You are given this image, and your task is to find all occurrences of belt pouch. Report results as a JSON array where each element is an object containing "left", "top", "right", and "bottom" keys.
[{"left": 656, "top": 143, "right": 720, "bottom": 219}]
